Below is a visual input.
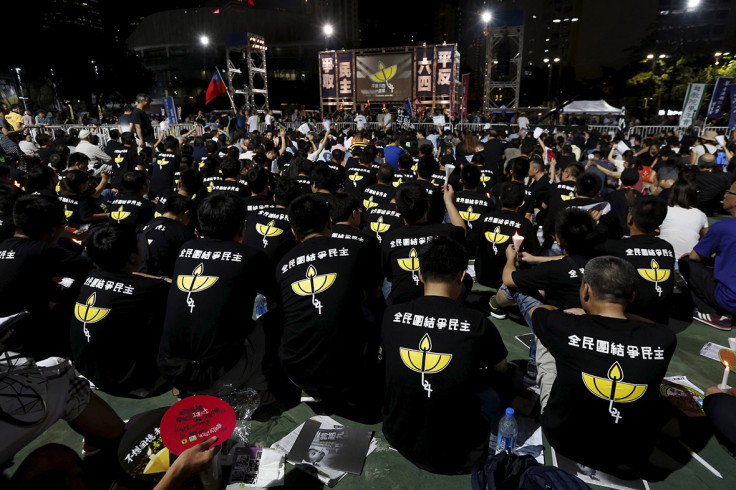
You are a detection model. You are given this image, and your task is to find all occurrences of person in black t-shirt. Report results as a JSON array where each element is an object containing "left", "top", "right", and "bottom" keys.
[
  {"left": 151, "top": 136, "right": 180, "bottom": 197},
  {"left": 454, "top": 164, "right": 495, "bottom": 257},
  {"left": 0, "top": 183, "right": 23, "bottom": 241},
  {"left": 58, "top": 170, "right": 110, "bottom": 229},
  {"left": 243, "top": 167, "right": 273, "bottom": 225},
  {"left": 695, "top": 153, "right": 731, "bottom": 215},
  {"left": 476, "top": 181, "right": 538, "bottom": 289},
  {"left": 602, "top": 169, "right": 641, "bottom": 239},
  {"left": 595, "top": 196, "right": 674, "bottom": 324},
  {"left": 310, "top": 164, "right": 338, "bottom": 206},
  {"left": 530, "top": 256, "right": 676, "bottom": 477},
  {"left": 276, "top": 195, "right": 382, "bottom": 413},
  {"left": 210, "top": 157, "right": 251, "bottom": 200},
  {"left": 244, "top": 177, "right": 302, "bottom": 266},
  {"left": 159, "top": 193, "right": 277, "bottom": 395},
  {"left": 0, "top": 195, "right": 92, "bottom": 358},
  {"left": 382, "top": 181, "right": 466, "bottom": 305},
  {"left": 110, "top": 132, "right": 144, "bottom": 190},
  {"left": 142, "top": 194, "right": 196, "bottom": 277},
  {"left": 108, "top": 171, "right": 155, "bottom": 231},
  {"left": 525, "top": 156, "right": 554, "bottom": 223},
  {"left": 382, "top": 236, "right": 516, "bottom": 475},
  {"left": 343, "top": 147, "right": 377, "bottom": 198},
  {"left": 362, "top": 163, "right": 396, "bottom": 210},
  {"left": 131, "top": 94, "right": 154, "bottom": 146},
  {"left": 541, "top": 162, "right": 584, "bottom": 242},
  {"left": 490, "top": 208, "right": 595, "bottom": 326},
  {"left": 71, "top": 224, "right": 170, "bottom": 397}
]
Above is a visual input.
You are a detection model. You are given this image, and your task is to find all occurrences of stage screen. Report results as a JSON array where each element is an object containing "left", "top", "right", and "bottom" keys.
[{"left": 355, "top": 53, "right": 413, "bottom": 102}]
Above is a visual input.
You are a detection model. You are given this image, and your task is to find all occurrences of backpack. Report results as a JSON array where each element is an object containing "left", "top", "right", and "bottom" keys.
[{"left": 471, "top": 452, "right": 590, "bottom": 490}]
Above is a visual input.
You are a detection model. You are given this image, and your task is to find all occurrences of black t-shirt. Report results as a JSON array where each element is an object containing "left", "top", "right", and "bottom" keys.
[
  {"left": 543, "top": 180, "right": 578, "bottom": 235},
  {"left": 0, "top": 237, "right": 92, "bottom": 357},
  {"left": 475, "top": 209, "right": 538, "bottom": 287},
  {"left": 512, "top": 255, "right": 588, "bottom": 310},
  {"left": 243, "top": 194, "right": 275, "bottom": 225},
  {"left": 454, "top": 190, "right": 494, "bottom": 231},
  {"left": 0, "top": 212, "right": 14, "bottom": 241},
  {"left": 243, "top": 206, "right": 297, "bottom": 266},
  {"left": 211, "top": 180, "right": 252, "bottom": 200},
  {"left": 109, "top": 193, "right": 156, "bottom": 231},
  {"left": 595, "top": 235, "right": 675, "bottom": 323},
  {"left": 362, "top": 183, "right": 395, "bottom": 209},
  {"left": 295, "top": 176, "right": 313, "bottom": 195},
  {"left": 331, "top": 223, "right": 382, "bottom": 289},
  {"left": 392, "top": 169, "right": 416, "bottom": 188},
  {"left": 482, "top": 138, "right": 505, "bottom": 168},
  {"left": 276, "top": 236, "right": 377, "bottom": 390},
  {"left": 159, "top": 238, "right": 276, "bottom": 391},
  {"left": 527, "top": 176, "right": 555, "bottom": 214},
  {"left": 104, "top": 140, "right": 124, "bottom": 158},
  {"left": 70, "top": 269, "right": 169, "bottom": 395},
  {"left": 131, "top": 108, "right": 154, "bottom": 143},
  {"left": 382, "top": 296, "right": 507, "bottom": 474},
  {"left": 141, "top": 216, "right": 196, "bottom": 277},
  {"left": 110, "top": 147, "right": 139, "bottom": 189},
  {"left": 365, "top": 202, "right": 404, "bottom": 244},
  {"left": 533, "top": 309, "right": 676, "bottom": 472},
  {"left": 696, "top": 171, "right": 731, "bottom": 215},
  {"left": 327, "top": 162, "right": 346, "bottom": 186},
  {"left": 38, "top": 147, "right": 54, "bottom": 166},
  {"left": 605, "top": 188, "right": 642, "bottom": 237},
  {"left": 151, "top": 151, "right": 180, "bottom": 196},
  {"left": 382, "top": 223, "right": 465, "bottom": 304},
  {"left": 58, "top": 189, "right": 100, "bottom": 228},
  {"left": 343, "top": 163, "right": 377, "bottom": 198}
]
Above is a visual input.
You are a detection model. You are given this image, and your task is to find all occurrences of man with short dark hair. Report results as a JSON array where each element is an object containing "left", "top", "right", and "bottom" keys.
[
  {"left": 159, "top": 193, "right": 277, "bottom": 395},
  {"left": 141, "top": 194, "right": 196, "bottom": 277},
  {"left": 108, "top": 171, "right": 155, "bottom": 230},
  {"left": 131, "top": 94, "right": 154, "bottom": 147},
  {"left": 244, "top": 177, "right": 301, "bottom": 264},
  {"left": 362, "top": 163, "right": 396, "bottom": 209},
  {"left": 0, "top": 195, "right": 92, "bottom": 357},
  {"left": 530, "top": 256, "right": 676, "bottom": 477},
  {"left": 71, "top": 224, "right": 169, "bottom": 397},
  {"left": 382, "top": 236, "right": 515, "bottom": 474},
  {"left": 276, "top": 194, "right": 381, "bottom": 411},
  {"left": 344, "top": 147, "right": 377, "bottom": 198},
  {"left": 695, "top": 153, "right": 731, "bottom": 215}
]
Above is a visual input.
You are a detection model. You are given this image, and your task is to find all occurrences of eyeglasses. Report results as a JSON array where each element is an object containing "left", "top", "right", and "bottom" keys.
[{"left": 726, "top": 191, "right": 736, "bottom": 196}]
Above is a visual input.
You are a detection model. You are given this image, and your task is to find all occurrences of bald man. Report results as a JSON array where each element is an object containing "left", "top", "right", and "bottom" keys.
[{"left": 695, "top": 153, "right": 731, "bottom": 215}]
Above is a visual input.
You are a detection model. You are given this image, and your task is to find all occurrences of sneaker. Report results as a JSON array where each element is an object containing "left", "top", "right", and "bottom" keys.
[
  {"left": 693, "top": 310, "right": 732, "bottom": 331},
  {"left": 489, "top": 295, "right": 507, "bottom": 320}
]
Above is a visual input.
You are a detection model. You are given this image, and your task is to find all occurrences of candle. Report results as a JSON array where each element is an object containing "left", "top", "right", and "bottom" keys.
[
  {"left": 719, "top": 361, "right": 730, "bottom": 390},
  {"left": 512, "top": 232, "right": 524, "bottom": 251}
]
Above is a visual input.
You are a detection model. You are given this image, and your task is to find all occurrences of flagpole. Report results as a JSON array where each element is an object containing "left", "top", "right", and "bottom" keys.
[{"left": 215, "top": 66, "right": 238, "bottom": 114}]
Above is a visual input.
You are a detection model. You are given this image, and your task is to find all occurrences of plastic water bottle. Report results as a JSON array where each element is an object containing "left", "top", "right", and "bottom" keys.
[
  {"left": 496, "top": 408, "right": 518, "bottom": 454},
  {"left": 527, "top": 335, "right": 538, "bottom": 380},
  {"left": 255, "top": 293, "right": 267, "bottom": 318}
]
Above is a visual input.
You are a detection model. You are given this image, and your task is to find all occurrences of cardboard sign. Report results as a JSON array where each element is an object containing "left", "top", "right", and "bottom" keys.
[{"left": 160, "top": 395, "right": 236, "bottom": 455}]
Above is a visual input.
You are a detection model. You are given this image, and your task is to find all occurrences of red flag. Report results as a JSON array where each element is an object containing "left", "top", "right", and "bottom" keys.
[
  {"left": 213, "top": 8, "right": 220, "bottom": 14},
  {"left": 205, "top": 70, "right": 227, "bottom": 105}
]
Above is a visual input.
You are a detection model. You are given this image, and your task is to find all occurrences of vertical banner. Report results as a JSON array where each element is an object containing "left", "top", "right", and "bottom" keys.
[
  {"left": 319, "top": 52, "right": 337, "bottom": 99},
  {"left": 162, "top": 96, "right": 178, "bottom": 125},
  {"left": 729, "top": 84, "right": 736, "bottom": 130},
  {"left": 415, "top": 46, "right": 435, "bottom": 97},
  {"left": 336, "top": 52, "right": 354, "bottom": 100},
  {"left": 461, "top": 73, "right": 470, "bottom": 117},
  {"left": 435, "top": 46, "right": 455, "bottom": 96},
  {"left": 679, "top": 83, "right": 706, "bottom": 127},
  {"left": 707, "top": 76, "right": 734, "bottom": 119}
]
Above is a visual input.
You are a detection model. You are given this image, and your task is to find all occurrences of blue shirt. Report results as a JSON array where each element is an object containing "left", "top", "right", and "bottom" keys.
[
  {"left": 694, "top": 217, "right": 736, "bottom": 313},
  {"left": 384, "top": 145, "right": 405, "bottom": 171}
]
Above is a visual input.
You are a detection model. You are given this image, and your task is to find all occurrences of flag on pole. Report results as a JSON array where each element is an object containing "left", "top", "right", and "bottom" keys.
[
  {"left": 205, "top": 69, "right": 228, "bottom": 105},
  {"left": 404, "top": 98, "right": 413, "bottom": 118}
]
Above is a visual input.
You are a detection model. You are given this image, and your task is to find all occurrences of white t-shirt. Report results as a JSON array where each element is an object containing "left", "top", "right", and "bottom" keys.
[
  {"left": 692, "top": 143, "right": 716, "bottom": 160},
  {"left": 247, "top": 115, "right": 259, "bottom": 132},
  {"left": 19, "top": 141, "right": 38, "bottom": 155},
  {"left": 659, "top": 205, "right": 709, "bottom": 259},
  {"left": 383, "top": 113, "right": 392, "bottom": 127},
  {"left": 265, "top": 114, "right": 274, "bottom": 126},
  {"left": 355, "top": 115, "right": 367, "bottom": 129},
  {"left": 159, "top": 120, "right": 170, "bottom": 133},
  {"left": 517, "top": 116, "right": 530, "bottom": 130}
]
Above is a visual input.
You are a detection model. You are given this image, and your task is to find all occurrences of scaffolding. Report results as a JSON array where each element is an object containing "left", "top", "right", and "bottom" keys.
[
  {"left": 482, "top": 24, "right": 523, "bottom": 110},
  {"left": 225, "top": 32, "right": 269, "bottom": 111}
]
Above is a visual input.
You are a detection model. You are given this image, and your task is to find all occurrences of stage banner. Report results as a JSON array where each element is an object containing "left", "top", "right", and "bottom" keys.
[
  {"left": 356, "top": 53, "right": 413, "bottom": 102},
  {"left": 0, "top": 77, "right": 18, "bottom": 108},
  {"left": 336, "top": 52, "right": 355, "bottom": 99},
  {"left": 435, "top": 46, "right": 455, "bottom": 96},
  {"left": 707, "top": 76, "right": 734, "bottom": 119},
  {"left": 162, "top": 96, "right": 178, "bottom": 125},
  {"left": 415, "top": 46, "right": 435, "bottom": 96},
  {"left": 679, "top": 83, "right": 706, "bottom": 127},
  {"left": 729, "top": 84, "right": 736, "bottom": 130},
  {"left": 461, "top": 73, "right": 470, "bottom": 116},
  {"left": 319, "top": 52, "right": 338, "bottom": 99}
]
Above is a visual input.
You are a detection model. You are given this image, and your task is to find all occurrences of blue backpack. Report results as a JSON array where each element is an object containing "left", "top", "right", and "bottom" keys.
[{"left": 472, "top": 452, "right": 590, "bottom": 490}]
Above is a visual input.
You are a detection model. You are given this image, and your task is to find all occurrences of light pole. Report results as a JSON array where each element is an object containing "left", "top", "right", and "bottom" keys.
[
  {"left": 481, "top": 11, "right": 492, "bottom": 111},
  {"left": 323, "top": 24, "right": 334, "bottom": 50},
  {"left": 200, "top": 35, "right": 209, "bottom": 81},
  {"left": 14, "top": 68, "right": 28, "bottom": 112}
]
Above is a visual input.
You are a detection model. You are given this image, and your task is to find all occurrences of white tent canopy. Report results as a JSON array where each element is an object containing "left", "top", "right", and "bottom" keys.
[{"left": 560, "top": 100, "right": 623, "bottom": 115}]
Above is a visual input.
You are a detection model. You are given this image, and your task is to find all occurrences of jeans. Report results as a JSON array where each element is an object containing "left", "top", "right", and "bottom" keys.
[{"left": 498, "top": 284, "right": 543, "bottom": 332}]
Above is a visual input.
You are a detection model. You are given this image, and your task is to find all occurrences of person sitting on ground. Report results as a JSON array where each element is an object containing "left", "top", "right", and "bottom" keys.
[
  {"left": 150, "top": 136, "right": 180, "bottom": 197},
  {"left": 343, "top": 147, "right": 378, "bottom": 198},
  {"left": 276, "top": 194, "right": 381, "bottom": 414},
  {"left": 159, "top": 193, "right": 278, "bottom": 395},
  {"left": 382, "top": 236, "right": 518, "bottom": 475},
  {"left": 702, "top": 384, "right": 736, "bottom": 458},
  {"left": 694, "top": 153, "right": 731, "bottom": 216},
  {"left": 70, "top": 224, "right": 170, "bottom": 397},
  {"left": 679, "top": 176, "right": 736, "bottom": 330},
  {"left": 141, "top": 194, "right": 196, "bottom": 278},
  {"left": 529, "top": 256, "right": 676, "bottom": 478},
  {"left": 362, "top": 163, "right": 396, "bottom": 209},
  {"left": 108, "top": 171, "right": 155, "bottom": 231},
  {"left": 210, "top": 157, "right": 251, "bottom": 199},
  {"left": 0, "top": 183, "right": 23, "bottom": 241},
  {"left": 659, "top": 171, "right": 708, "bottom": 260},
  {"left": 310, "top": 164, "right": 338, "bottom": 206}
]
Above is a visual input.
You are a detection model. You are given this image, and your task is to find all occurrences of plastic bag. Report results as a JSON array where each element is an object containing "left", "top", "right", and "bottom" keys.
[{"left": 218, "top": 385, "right": 260, "bottom": 444}]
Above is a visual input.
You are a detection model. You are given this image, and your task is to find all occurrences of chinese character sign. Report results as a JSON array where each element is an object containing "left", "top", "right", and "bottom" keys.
[
  {"left": 415, "top": 46, "right": 435, "bottom": 96},
  {"left": 435, "top": 46, "right": 455, "bottom": 96},
  {"left": 707, "top": 76, "right": 734, "bottom": 119},
  {"left": 356, "top": 53, "right": 413, "bottom": 102},
  {"left": 336, "top": 52, "right": 355, "bottom": 98},
  {"left": 679, "top": 83, "right": 706, "bottom": 127},
  {"left": 730, "top": 84, "right": 736, "bottom": 130},
  {"left": 320, "top": 52, "right": 338, "bottom": 99},
  {"left": 160, "top": 395, "right": 235, "bottom": 455}
]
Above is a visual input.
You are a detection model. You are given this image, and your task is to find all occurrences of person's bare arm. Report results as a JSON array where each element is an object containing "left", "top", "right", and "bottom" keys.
[
  {"left": 699, "top": 226, "right": 708, "bottom": 239},
  {"left": 634, "top": 145, "right": 649, "bottom": 157},
  {"left": 688, "top": 249, "right": 707, "bottom": 262},
  {"left": 442, "top": 184, "right": 467, "bottom": 236},
  {"left": 279, "top": 129, "right": 287, "bottom": 156},
  {"left": 134, "top": 123, "right": 144, "bottom": 144},
  {"left": 528, "top": 303, "right": 557, "bottom": 319},
  {"left": 91, "top": 173, "right": 111, "bottom": 199},
  {"left": 154, "top": 437, "right": 218, "bottom": 490},
  {"left": 502, "top": 243, "right": 518, "bottom": 287},
  {"left": 587, "top": 161, "right": 621, "bottom": 179},
  {"left": 518, "top": 251, "right": 564, "bottom": 265}
]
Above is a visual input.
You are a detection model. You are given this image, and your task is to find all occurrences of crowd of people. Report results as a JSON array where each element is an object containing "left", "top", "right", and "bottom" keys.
[{"left": 1, "top": 95, "right": 736, "bottom": 487}]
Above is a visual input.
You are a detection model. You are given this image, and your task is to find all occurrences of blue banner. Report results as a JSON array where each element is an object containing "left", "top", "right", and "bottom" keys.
[
  {"left": 707, "top": 76, "right": 734, "bottom": 119},
  {"left": 162, "top": 96, "right": 178, "bottom": 125},
  {"left": 729, "top": 84, "right": 736, "bottom": 130},
  {"left": 404, "top": 98, "right": 413, "bottom": 118}
]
